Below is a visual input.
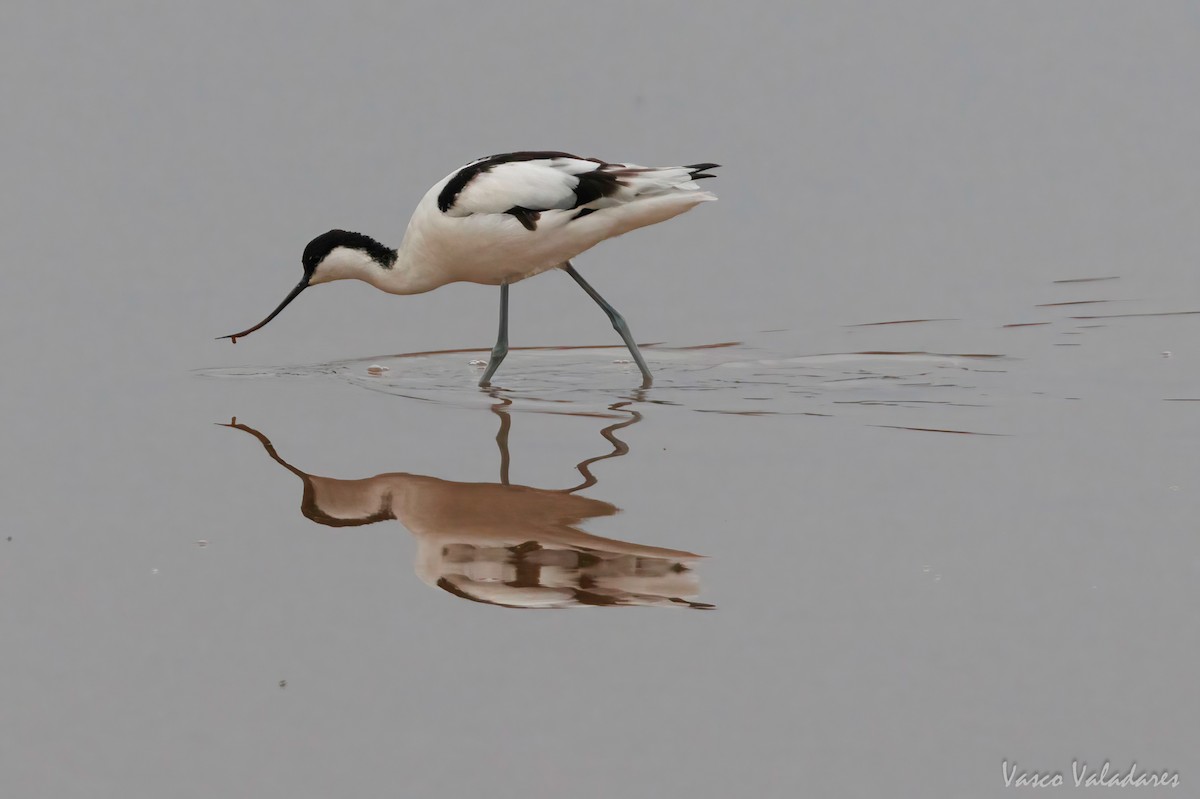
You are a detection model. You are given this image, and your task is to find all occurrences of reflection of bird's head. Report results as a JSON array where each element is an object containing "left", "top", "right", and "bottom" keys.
[
  {"left": 220, "top": 420, "right": 400, "bottom": 527},
  {"left": 299, "top": 476, "right": 397, "bottom": 528}
]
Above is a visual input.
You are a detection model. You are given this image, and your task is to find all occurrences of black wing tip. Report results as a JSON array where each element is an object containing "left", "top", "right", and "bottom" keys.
[{"left": 685, "top": 163, "right": 720, "bottom": 180}]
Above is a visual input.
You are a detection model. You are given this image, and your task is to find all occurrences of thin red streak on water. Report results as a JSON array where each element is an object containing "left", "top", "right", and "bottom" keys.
[
  {"left": 847, "top": 318, "right": 958, "bottom": 327},
  {"left": 1069, "top": 311, "right": 1200, "bottom": 320},
  {"left": 871, "top": 425, "right": 1008, "bottom": 436}
]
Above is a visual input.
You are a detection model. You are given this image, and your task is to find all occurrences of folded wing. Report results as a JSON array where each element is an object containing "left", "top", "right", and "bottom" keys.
[{"left": 438, "top": 151, "right": 718, "bottom": 231}]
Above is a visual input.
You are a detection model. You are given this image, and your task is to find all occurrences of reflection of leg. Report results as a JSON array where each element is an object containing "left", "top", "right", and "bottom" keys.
[
  {"left": 479, "top": 283, "right": 509, "bottom": 387},
  {"left": 489, "top": 391, "right": 513, "bottom": 485},
  {"left": 568, "top": 400, "right": 642, "bottom": 493},
  {"left": 562, "top": 262, "right": 653, "bottom": 387}
]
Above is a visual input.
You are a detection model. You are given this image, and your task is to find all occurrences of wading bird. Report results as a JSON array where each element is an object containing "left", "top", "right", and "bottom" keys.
[{"left": 220, "top": 152, "right": 719, "bottom": 386}]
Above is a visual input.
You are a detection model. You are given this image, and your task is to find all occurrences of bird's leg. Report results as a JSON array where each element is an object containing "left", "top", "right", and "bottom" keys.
[
  {"left": 479, "top": 282, "right": 509, "bottom": 387},
  {"left": 562, "top": 262, "right": 653, "bottom": 387}
]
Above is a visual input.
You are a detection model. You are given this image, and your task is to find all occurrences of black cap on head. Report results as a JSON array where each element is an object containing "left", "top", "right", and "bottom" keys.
[{"left": 303, "top": 229, "right": 397, "bottom": 273}]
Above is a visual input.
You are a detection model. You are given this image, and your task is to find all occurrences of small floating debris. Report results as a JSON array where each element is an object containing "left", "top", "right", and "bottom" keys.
[
  {"left": 196, "top": 540, "right": 208, "bottom": 548},
  {"left": 469, "top": 359, "right": 487, "bottom": 367},
  {"left": 366, "top": 364, "right": 389, "bottom": 376},
  {"left": 1162, "top": 351, "right": 1173, "bottom": 358},
  {"left": 612, "top": 359, "right": 632, "bottom": 364},
  {"left": 279, "top": 680, "right": 287, "bottom": 689}
]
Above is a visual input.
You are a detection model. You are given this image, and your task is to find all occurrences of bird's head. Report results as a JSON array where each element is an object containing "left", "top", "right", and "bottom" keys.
[{"left": 219, "top": 229, "right": 397, "bottom": 343}]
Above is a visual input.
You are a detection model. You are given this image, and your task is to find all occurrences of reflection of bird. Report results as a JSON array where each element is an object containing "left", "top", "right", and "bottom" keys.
[
  {"left": 219, "top": 152, "right": 720, "bottom": 387},
  {"left": 220, "top": 406, "right": 711, "bottom": 609}
]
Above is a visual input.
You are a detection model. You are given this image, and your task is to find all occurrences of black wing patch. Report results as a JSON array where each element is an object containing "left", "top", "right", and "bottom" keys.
[
  {"left": 437, "top": 150, "right": 601, "bottom": 213},
  {"left": 572, "top": 169, "right": 623, "bottom": 206},
  {"left": 506, "top": 206, "right": 541, "bottom": 231}
]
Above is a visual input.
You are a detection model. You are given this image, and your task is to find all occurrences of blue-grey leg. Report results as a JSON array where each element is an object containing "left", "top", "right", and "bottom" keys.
[
  {"left": 479, "top": 282, "right": 509, "bottom": 387},
  {"left": 563, "top": 262, "right": 653, "bottom": 387}
]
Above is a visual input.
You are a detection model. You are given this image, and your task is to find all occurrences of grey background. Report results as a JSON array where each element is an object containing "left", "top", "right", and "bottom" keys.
[{"left": 2, "top": 1, "right": 1198, "bottom": 796}]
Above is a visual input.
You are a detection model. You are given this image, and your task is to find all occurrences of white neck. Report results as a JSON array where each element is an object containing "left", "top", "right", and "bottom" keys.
[{"left": 309, "top": 244, "right": 438, "bottom": 295}]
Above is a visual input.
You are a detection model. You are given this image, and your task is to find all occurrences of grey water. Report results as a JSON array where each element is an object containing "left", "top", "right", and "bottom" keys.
[{"left": 3, "top": 2, "right": 1199, "bottom": 797}]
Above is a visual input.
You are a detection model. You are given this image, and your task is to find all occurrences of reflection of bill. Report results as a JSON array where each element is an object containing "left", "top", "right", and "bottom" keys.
[{"left": 220, "top": 403, "right": 711, "bottom": 609}]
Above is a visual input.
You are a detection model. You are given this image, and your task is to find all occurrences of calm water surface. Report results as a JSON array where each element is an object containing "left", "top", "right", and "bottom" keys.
[{"left": 3, "top": 3, "right": 1199, "bottom": 797}]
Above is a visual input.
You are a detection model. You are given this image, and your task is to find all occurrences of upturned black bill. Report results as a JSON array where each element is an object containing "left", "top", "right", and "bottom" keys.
[{"left": 218, "top": 278, "right": 309, "bottom": 342}]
